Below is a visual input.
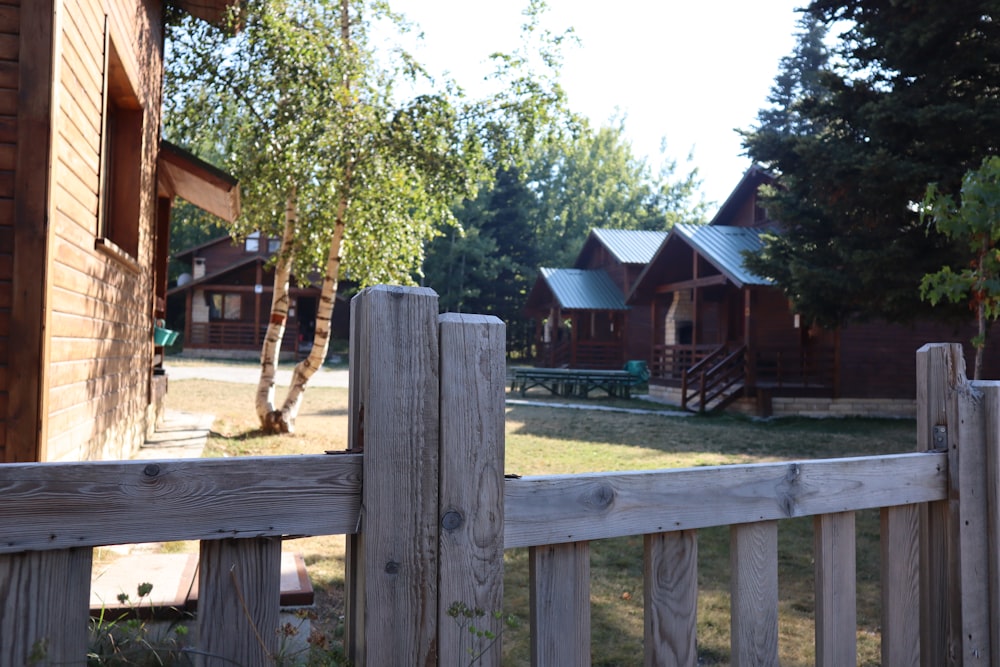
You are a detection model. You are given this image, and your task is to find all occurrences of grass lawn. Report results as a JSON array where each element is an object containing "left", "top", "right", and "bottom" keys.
[{"left": 166, "top": 373, "right": 914, "bottom": 666}]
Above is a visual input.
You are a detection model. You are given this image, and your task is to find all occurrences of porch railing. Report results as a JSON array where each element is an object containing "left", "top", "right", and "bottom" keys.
[
  {"left": 0, "top": 287, "right": 996, "bottom": 666},
  {"left": 650, "top": 343, "right": 719, "bottom": 382},
  {"left": 755, "top": 346, "right": 836, "bottom": 389},
  {"left": 187, "top": 321, "right": 300, "bottom": 351},
  {"left": 681, "top": 344, "right": 747, "bottom": 412}
]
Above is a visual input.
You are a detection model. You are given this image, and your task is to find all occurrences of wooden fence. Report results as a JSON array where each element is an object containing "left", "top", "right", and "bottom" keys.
[{"left": 1, "top": 285, "right": 998, "bottom": 666}]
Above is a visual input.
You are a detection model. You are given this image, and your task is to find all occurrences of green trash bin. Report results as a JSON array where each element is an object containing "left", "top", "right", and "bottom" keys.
[{"left": 624, "top": 360, "right": 649, "bottom": 383}]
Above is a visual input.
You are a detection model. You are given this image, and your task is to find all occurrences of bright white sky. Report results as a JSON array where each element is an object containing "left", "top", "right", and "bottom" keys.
[{"left": 385, "top": 0, "right": 805, "bottom": 211}]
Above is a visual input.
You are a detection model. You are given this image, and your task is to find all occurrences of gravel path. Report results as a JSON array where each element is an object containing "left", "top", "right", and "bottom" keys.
[{"left": 163, "top": 363, "right": 350, "bottom": 387}]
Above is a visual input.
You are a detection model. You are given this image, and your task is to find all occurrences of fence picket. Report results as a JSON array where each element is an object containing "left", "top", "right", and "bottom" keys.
[
  {"left": 530, "top": 542, "right": 591, "bottom": 666},
  {"left": 438, "top": 313, "right": 506, "bottom": 667},
  {"left": 730, "top": 521, "right": 778, "bottom": 667},
  {"left": 344, "top": 286, "right": 440, "bottom": 666},
  {"left": 916, "top": 343, "right": 958, "bottom": 666},
  {"left": 814, "top": 511, "right": 857, "bottom": 666},
  {"left": 955, "top": 379, "right": 993, "bottom": 664},
  {"left": 881, "top": 504, "right": 921, "bottom": 667},
  {"left": 983, "top": 382, "right": 1000, "bottom": 662},
  {"left": 197, "top": 537, "right": 281, "bottom": 665},
  {"left": 644, "top": 530, "right": 698, "bottom": 667},
  {"left": 0, "top": 548, "right": 91, "bottom": 665}
]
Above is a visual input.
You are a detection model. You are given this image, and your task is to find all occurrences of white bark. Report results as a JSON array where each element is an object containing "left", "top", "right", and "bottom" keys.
[
  {"left": 256, "top": 190, "right": 298, "bottom": 432},
  {"left": 279, "top": 218, "right": 346, "bottom": 426}
]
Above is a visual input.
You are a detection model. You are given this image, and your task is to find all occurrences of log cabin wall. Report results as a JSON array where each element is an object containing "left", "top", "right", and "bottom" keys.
[
  {"left": 0, "top": 1, "right": 21, "bottom": 462},
  {"left": 41, "top": 0, "right": 164, "bottom": 461},
  {"left": 837, "top": 320, "right": 1000, "bottom": 399}
]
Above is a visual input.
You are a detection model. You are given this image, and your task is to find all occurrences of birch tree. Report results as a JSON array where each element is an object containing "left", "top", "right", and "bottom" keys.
[{"left": 166, "top": 0, "right": 567, "bottom": 432}]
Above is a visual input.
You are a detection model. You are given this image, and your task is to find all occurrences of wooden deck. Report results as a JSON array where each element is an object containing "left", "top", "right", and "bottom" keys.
[{"left": 510, "top": 367, "right": 639, "bottom": 398}]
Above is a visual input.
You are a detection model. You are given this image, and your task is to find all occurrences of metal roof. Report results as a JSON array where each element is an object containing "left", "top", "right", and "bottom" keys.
[
  {"left": 540, "top": 268, "right": 629, "bottom": 310},
  {"left": 590, "top": 229, "right": 668, "bottom": 264},
  {"left": 674, "top": 224, "right": 773, "bottom": 287}
]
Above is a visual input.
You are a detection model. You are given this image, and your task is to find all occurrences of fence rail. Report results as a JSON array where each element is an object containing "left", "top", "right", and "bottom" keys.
[{"left": 1, "top": 287, "right": 998, "bottom": 667}]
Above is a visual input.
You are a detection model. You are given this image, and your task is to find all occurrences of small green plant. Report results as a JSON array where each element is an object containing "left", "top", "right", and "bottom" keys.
[
  {"left": 273, "top": 609, "right": 351, "bottom": 667},
  {"left": 447, "top": 601, "right": 518, "bottom": 666},
  {"left": 87, "top": 583, "right": 193, "bottom": 666}
]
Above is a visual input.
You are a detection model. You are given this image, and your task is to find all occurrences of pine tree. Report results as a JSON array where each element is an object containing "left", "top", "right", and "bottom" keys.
[{"left": 742, "top": 1, "right": 1000, "bottom": 327}]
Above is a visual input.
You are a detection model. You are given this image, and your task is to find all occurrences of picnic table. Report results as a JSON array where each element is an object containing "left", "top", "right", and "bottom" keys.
[{"left": 509, "top": 366, "right": 643, "bottom": 399}]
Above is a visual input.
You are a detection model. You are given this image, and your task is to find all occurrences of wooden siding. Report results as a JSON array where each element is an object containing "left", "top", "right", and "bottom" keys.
[
  {"left": 8, "top": 0, "right": 41, "bottom": 463},
  {"left": 838, "top": 320, "right": 1000, "bottom": 399},
  {"left": 39, "top": 0, "right": 165, "bottom": 461}
]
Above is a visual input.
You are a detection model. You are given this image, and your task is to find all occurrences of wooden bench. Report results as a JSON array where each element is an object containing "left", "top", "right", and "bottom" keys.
[{"left": 510, "top": 367, "right": 638, "bottom": 398}]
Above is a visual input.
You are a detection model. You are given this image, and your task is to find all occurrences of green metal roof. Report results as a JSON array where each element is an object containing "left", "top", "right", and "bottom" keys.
[
  {"left": 539, "top": 268, "right": 629, "bottom": 310},
  {"left": 674, "top": 224, "right": 773, "bottom": 287},
  {"left": 590, "top": 229, "right": 668, "bottom": 264}
]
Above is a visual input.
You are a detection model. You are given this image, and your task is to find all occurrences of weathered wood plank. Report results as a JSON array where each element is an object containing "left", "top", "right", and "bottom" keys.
[
  {"left": 730, "top": 521, "right": 778, "bottom": 667},
  {"left": 644, "top": 530, "right": 698, "bottom": 667},
  {"left": 955, "top": 379, "right": 995, "bottom": 664},
  {"left": 985, "top": 383, "right": 1000, "bottom": 664},
  {"left": 0, "top": 548, "right": 92, "bottom": 664},
  {"left": 916, "top": 343, "right": 958, "bottom": 667},
  {"left": 530, "top": 542, "right": 591, "bottom": 667},
  {"left": 815, "top": 511, "right": 857, "bottom": 666},
  {"left": 9, "top": 0, "right": 56, "bottom": 463},
  {"left": 437, "top": 313, "right": 506, "bottom": 667},
  {"left": 504, "top": 452, "right": 947, "bottom": 548},
  {"left": 881, "top": 503, "right": 921, "bottom": 667},
  {"left": 344, "top": 286, "right": 440, "bottom": 667},
  {"left": 198, "top": 538, "right": 281, "bottom": 666},
  {"left": 0, "top": 455, "right": 362, "bottom": 552}
]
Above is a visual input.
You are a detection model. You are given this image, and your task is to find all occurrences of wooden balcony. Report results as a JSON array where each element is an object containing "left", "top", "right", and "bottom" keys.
[{"left": 187, "top": 321, "right": 300, "bottom": 351}]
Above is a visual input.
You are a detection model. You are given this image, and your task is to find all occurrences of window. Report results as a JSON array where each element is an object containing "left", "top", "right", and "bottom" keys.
[
  {"left": 208, "top": 293, "right": 242, "bottom": 320},
  {"left": 268, "top": 237, "right": 281, "bottom": 254},
  {"left": 245, "top": 231, "right": 260, "bottom": 252},
  {"left": 95, "top": 28, "right": 143, "bottom": 267}
]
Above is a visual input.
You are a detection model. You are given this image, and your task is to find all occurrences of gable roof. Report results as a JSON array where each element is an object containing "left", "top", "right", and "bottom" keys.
[
  {"left": 529, "top": 268, "right": 629, "bottom": 311},
  {"left": 709, "top": 163, "right": 775, "bottom": 227},
  {"left": 583, "top": 229, "right": 668, "bottom": 265},
  {"left": 674, "top": 224, "right": 772, "bottom": 287}
]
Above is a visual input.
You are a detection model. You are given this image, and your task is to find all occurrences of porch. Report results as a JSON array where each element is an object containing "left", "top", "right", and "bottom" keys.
[
  {"left": 650, "top": 343, "right": 837, "bottom": 413},
  {"left": 187, "top": 320, "right": 301, "bottom": 352}
]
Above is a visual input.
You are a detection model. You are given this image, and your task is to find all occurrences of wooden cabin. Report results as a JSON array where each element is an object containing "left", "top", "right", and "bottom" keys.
[
  {"left": 629, "top": 165, "right": 1000, "bottom": 417},
  {"left": 169, "top": 234, "right": 334, "bottom": 357},
  {"left": 524, "top": 229, "right": 666, "bottom": 368},
  {"left": 1, "top": 0, "right": 238, "bottom": 462}
]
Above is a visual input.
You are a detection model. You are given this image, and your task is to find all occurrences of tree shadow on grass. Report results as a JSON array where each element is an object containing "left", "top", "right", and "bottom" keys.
[{"left": 504, "top": 403, "right": 915, "bottom": 461}]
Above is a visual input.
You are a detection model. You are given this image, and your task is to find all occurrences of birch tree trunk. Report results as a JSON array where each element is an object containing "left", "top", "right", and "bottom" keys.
[
  {"left": 278, "top": 211, "right": 346, "bottom": 428},
  {"left": 256, "top": 189, "right": 298, "bottom": 433},
  {"left": 270, "top": 0, "right": 354, "bottom": 432},
  {"left": 975, "top": 298, "right": 985, "bottom": 380}
]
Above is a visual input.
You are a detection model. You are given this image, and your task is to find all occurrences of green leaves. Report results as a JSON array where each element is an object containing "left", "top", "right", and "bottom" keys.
[{"left": 920, "top": 156, "right": 1000, "bottom": 376}]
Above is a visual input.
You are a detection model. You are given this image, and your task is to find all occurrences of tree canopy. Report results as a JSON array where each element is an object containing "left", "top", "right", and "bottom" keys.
[
  {"left": 742, "top": 1, "right": 1000, "bottom": 328},
  {"left": 421, "top": 117, "right": 706, "bottom": 355}
]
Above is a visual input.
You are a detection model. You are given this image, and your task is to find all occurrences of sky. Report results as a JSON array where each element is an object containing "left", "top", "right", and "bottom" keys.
[{"left": 385, "top": 0, "right": 806, "bottom": 211}]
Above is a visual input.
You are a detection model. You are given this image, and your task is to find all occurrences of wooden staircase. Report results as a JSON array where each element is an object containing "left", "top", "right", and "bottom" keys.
[{"left": 681, "top": 344, "right": 746, "bottom": 413}]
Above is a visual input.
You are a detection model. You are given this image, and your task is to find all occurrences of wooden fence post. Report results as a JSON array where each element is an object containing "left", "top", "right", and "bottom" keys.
[
  {"left": 530, "top": 542, "right": 591, "bottom": 666},
  {"left": 197, "top": 537, "right": 281, "bottom": 666},
  {"left": 730, "top": 521, "right": 778, "bottom": 667},
  {"left": 917, "top": 342, "right": 994, "bottom": 665},
  {"left": 644, "top": 530, "right": 698, "bottom": 667},
  {"left": 916, "top": 343, "right": 959, "bottom": 666},
  {"left": 983, "top": 381, "right": 1000, "bottom": 662},
  {"left": 0, "top": 549, "right": 91, "bottom": 665},
  {"left": 814, "top": 511, "right": 856, "bottom": 666},
  {"left": 344, "top": 286, "right": 440, "bottom": 666},
  {"left": 437, "top": 313, "right": 506, "bottom": 667}
]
